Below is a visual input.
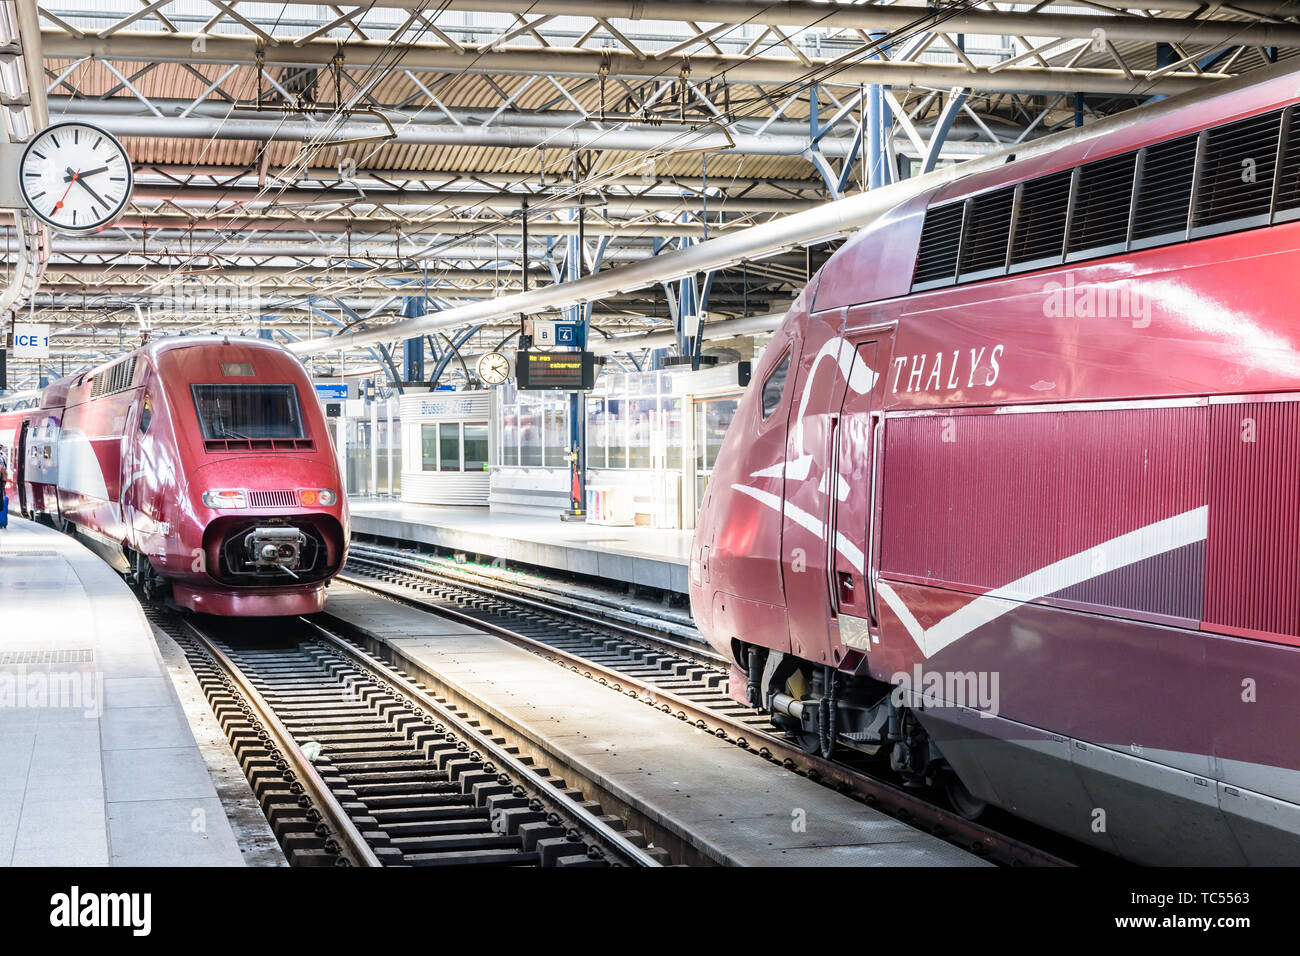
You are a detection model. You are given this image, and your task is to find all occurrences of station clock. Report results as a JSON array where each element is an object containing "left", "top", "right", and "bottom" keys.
[
  {"left": 19, "top": 122, "right": 134, "bottom": 234},
  {"left": 477, "top": 351, "right": 512, "bottom": 386}
]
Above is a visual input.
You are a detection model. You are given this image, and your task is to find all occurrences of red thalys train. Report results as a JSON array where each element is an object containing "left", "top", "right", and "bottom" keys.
[
  {"left": 0, "top": 337, "right": 348, "bottom": 615},
  {"left": 691, "top": 68, "right": 1300, "bottom": 864}
]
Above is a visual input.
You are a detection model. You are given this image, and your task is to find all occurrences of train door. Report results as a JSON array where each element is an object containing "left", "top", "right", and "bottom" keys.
[
  {"left": 122, "top": 386, "right": 157, "bottom": 552},
  {"left": 830, "top": 337, "right": 892, "bottom": 666},
  {"left": 16, "top": 419, "right": 29, "bottom": 516},
  {"left": 780, "top": 307, "right": 850, "bottom": 666}
]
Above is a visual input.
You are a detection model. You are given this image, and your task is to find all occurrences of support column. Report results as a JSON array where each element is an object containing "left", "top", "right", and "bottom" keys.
[
  {"left": 866, "top": 30, "right": 892, "bottom": 190},
  {"left": 369, "top": 387, "right": 378, "bottom": 498},
  {"left": 402, "top": 297, "right": 426, "bottom": 384},
  {"left": 387, "top": 396, "right": 397, "bottom": 497},
  {"left": 403, "top": 337, "right": 424, "bottom": 383},
  {"left": 564, "top": 206, "right": 588, "bottom": 520}
]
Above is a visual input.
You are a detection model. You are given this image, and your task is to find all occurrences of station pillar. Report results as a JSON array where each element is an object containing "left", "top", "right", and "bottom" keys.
[
  {"left": 866, "top": 30, "right": 892, "bottom": 189},
  {"left": 404, "top": 338, "right": 424, "bottom": 384},
  {"left": 564, "top": 226, "right": 588, "bottom": 520},
  {"left": 402, "top": 298, "right": 426, "bottom": 385}
]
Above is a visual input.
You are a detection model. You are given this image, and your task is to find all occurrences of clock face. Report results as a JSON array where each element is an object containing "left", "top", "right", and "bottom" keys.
[
  {"left": 19, "top": 123, "right": 133, "bottom": 233},
  {"left": 477, "top": 351, "right": 512, "bottom": 386}
]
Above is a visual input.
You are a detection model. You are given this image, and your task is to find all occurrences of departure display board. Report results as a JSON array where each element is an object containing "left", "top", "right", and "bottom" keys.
[{"left": 516, "top": 350, "right": 597, "bottom": 391}]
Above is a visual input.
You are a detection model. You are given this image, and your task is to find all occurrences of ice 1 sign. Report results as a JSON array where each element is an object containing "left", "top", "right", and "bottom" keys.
[{"left": 12, "top": 323, "right": 50, "bottom": 359}]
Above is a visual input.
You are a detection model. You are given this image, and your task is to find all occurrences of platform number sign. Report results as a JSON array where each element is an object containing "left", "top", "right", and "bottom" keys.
[
  {"left": 531, "top": 321, "right": 579, "bottom": 349},
  {"left": 12, "top": 323, "right": 50, "bottom": 359}
]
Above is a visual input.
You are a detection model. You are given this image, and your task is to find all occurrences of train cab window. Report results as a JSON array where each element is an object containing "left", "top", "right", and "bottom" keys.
[
  {"left": 192, "top": 384, "right": 305, "bottom": 441},
  {"left": 139, "top": 394, "right": 153, "bottom": 434},
  {"left": 760, "top": 351, "right": 791, "bottom": 419}
]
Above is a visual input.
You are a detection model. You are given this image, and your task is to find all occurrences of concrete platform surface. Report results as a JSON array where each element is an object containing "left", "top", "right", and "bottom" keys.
[
  {"left": 323, "top": 586, "right": 988, "bottom": 867},
  {"left": 348, "top": 498, "right": 692, "bottom": 594},
  {"left": 0, "top": 517, "right": 255, "bottom": 866}
]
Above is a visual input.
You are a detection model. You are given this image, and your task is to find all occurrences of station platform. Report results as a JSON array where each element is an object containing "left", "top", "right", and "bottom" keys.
[
  {"left": 0, "top": 517, "right": 276, "bottom": 866},
  {"left": 322, "top": 584, "right": 986, "bottom": 867},
  {"left": 348, "top": 498, "right": 693, "bottom": 594}
]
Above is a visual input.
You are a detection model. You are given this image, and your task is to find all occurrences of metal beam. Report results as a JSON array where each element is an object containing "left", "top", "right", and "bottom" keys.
[
  {"left": 588, "top": 310, "right": 785, "bottom": 354},
  {"left": 123, "top": 184, "right": 819, "bottom": 214},
  {"left": 50, "top": 2, "right": 1300, "bottom": 46},
  {"left": 58, "top": 101, "right": 866, "bottom": 158},
  {"left": 43, "top": 31, "right": 1228, "bottom": 95},
  {"left": 286, "top": 57, "right": 1296, "bottom": 356}
]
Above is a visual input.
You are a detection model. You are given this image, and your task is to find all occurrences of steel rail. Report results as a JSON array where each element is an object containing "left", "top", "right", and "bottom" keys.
[
  {"left": 181, "top": 618, "right": 384, "bottom": 867},
  {"left": 299, "top": 617, "right": 664, "bottom": 868},
  {"left": 330, "top": 572, "right": 1071, "bottom": 866}
]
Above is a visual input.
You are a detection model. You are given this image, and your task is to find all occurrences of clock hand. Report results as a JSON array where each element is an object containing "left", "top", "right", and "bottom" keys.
[
  {"left": 64, "top": 165, "right": 110, "bottom": 181},
  {"left": 53, "top": 169, "right": 80, "bottom": 214},
  {"left": 73, "top": 175, "right": 110, "bottom": 209}
]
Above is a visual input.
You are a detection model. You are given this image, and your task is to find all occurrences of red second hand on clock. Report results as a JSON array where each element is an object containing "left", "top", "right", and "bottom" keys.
[{"left": 54, "top": 169, "right": 80, "bottom": 213}]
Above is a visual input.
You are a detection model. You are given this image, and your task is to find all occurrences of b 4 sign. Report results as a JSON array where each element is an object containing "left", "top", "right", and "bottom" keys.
[{"left": 12, "top": 323, "right": 50, "bottom": 358}]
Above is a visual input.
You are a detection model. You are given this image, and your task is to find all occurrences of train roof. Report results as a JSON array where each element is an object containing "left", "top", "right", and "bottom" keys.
[
  {"left": 813, "top": 64, "right": 1300, "bottom": 314},
  {"left": 31, "top": 335, "right": 302, "bottom": 407},
  {"left": 928, "top": 68, "right": 1300, "bottom": 208}
]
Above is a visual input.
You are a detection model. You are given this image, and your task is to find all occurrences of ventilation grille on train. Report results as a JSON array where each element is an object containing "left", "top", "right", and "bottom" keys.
[
  {"left": 204, "top": 437, "right": 315, "bottom": 453},
  {"left": 911, "top": 103, "right": 1298, "bottom": 292},
  {"left": 1193, "top": 111, "right": 1281, "bottom": 233},
  {"left": 1276, "top": 108, "right": 1300, "bottom": 220},
  {"left": 1010, "top": 170, "right": 1071, "bottom": 268},
  {"left": 912, "top": 203, "right": 965, "bottom": 288},
  {"left": 247, "top": 490, "right": 298, "bottom": 509},
  {"left": 90, "top": 357, "right": 137, "bottom": 398},
  {"left": 1132, "top": 135, "right": 1198, "bottom": 245},
  {"left": 1067, "top": 153, "right": 1136, "bottom": 258},
  {"left": 958, "top": 187, "right": 1015, "bottom": 278}
]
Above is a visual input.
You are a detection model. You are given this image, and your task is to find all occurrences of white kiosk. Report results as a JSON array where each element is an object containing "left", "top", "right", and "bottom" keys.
[{"left": 399, "top": 391, "right": 493, "bottom": 506}]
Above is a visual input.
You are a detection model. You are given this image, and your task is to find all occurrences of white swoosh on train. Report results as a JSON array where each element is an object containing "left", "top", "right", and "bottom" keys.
[
  {"left": 875, "top": 506, "right": 1209, "bottom": 659},
  {"left": 56, "top": 429, "right": 110, "bottom": 501}
]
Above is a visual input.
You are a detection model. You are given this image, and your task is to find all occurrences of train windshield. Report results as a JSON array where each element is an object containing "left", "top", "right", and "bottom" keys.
[{"left": 192, "top": 384, "right": 306, "bottom": 441}]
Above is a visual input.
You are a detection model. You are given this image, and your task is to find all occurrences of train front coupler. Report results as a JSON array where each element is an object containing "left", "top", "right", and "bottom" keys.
[{"left": 243, "top": 526, "right": 308, "bottom": 579}]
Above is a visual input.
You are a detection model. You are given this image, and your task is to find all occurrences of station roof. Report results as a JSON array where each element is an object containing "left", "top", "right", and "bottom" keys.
[{"left": 1, "top": 2, "right": 1295, "bottom": 388}]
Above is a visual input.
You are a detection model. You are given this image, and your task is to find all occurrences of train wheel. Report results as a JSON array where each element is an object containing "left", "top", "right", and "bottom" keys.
[
  {"left": 792, "top": 728, "right": 822, "bottom": 756},
  {"left": 942, "top": 772, "right": 987, "bottom": 820},
  {"left": 778, "top": 670, "right": 825, "bottom": 755}
]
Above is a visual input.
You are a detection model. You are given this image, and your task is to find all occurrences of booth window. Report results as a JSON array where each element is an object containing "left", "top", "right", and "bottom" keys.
[
  {"left": 422, "top": 421, "right": 489, "bottom": 472},
  {"left": 761, "top": 352, "right": 790, "bottom": 419},
  {"left": 464, "top": 425, "right": 489, "bottom": 471},
  {"left": 439, "top": 422, "right": 460, "bottom": 471},
  {"left": 421, "top": 425, "right": 438, "bottom": 470}
]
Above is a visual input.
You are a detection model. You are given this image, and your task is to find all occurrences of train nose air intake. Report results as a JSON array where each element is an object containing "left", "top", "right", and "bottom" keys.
[{"left": 243, "top": 526, "right": 308, "bottom": 578}]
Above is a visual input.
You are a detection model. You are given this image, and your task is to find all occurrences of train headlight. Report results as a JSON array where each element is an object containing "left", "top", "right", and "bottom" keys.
[
  {"left": 299, "top": 489, "right": 337, "bottom": 507},
  {"left": 202, "top": 489, "right": 246, "bottom": 509}
]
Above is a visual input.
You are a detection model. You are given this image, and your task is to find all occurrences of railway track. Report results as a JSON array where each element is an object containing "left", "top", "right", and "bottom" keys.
[
  {"left": 151, "top": 607, "right": 668, "bottom": 868},
  {"left": 337, "top": 543, "right": 1089, "bottom": 867}
]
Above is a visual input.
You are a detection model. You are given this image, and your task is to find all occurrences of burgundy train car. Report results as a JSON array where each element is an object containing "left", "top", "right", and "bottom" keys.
[
  {"left": 0, "top": 337, "right": 348, "bottom": 615},
  {"left": 691, "top": 68, "right": 1300, "bottom": 864}
]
